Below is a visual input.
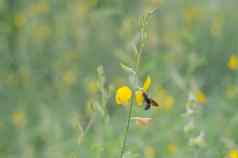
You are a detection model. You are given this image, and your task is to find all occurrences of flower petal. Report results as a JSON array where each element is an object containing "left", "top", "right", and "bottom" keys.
[
  {"left": 115, "top": 86, "right": 132, "bottom": 105},
  {"left": 135, "top": 90, "right": 144, "bottom": 106},
  {"left": 228, "top": 149, "right": 238, "bottom": 158},
  {"left": 143, "top": 76, "right": 151, "bottom": 91},
  {"left": 132, "top": 117, "right": 152, "bottom": 126},
  {"left": 228, "top": 54, "right": 238, "bottom": 71},
  {"left": 195, "top": 90, "right": 207, "bottom": 104}
]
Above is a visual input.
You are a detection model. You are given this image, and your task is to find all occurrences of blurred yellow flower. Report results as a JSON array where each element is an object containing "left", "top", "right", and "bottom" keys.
[
  {"left": 195, "top": 90, "right": 207, "bottom": 104},
  {"left": 15, "top": 15, "right": 27, "bottom": 28},
  {"left": 29, "top": 2, "right": 49, "bottom": 15},
  {"left": 63, "top": 51, "right": 80, "bottom": 62},
  {"left": 157, "top": 87, "right": 175, "bottom": 111},
  {"left": 136, "top": 76, "right": 151, "bottom": 106},
  {"left": 12, "top": 111, "right": 26, "bottom": 128},
  {"left": 163, "top": 95, "right": 175, "bottom": 111},
  {"left": 78, "top": 1, "right": 91, "bottom": 15},
  {"left": 225, "top": 85, "right": 238, "bottom": 98},
  {"left": 132, "top": 117, "right": 152, "bottom": 126},
  {"left": 210, "top": 16, "right": 223, "bottom": 37},
  {"left": 115, "top": 86, "right": 132, "bottom": 105},
  {"left": 228, "top": 149, "right": 238, "bottom": 158},
  {"left": 184, "top": 7, "right": 201, "bottom": 28},
  {"left": 135, "top": 90, "right": 144, "bottom": 106},
  {"left": 63, "top": 71, "right": 76, "bottom": 87},
  {"left": 184, "top": 7, "right": 200, "bottom": 19},
  {"left": 0, "top": 121, "right": 4, "bottom": 128},
  {"left": 144, "top": 146, "right": 156, "bottom": 158},
  {"left": 228, "top": 54, "right": 238, "bottom": 71},
  {"left": 167, "top": 143, "right": 177, "bottom": 155},
  {"left": 87, "top": 80, "right": 98, "bottom": 95},
  {"left": 32, "top": 25, "right": 50, "bottom": 41}
]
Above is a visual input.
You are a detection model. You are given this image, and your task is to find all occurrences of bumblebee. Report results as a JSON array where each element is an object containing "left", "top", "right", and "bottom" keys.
[{"left": 142, "top": 92, "right": 159, "bottom": 110}]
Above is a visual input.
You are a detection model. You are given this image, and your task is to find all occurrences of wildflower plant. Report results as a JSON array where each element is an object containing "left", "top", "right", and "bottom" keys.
[
  {"left": 183, "top": 92, "right": 206, "bottom": 157},
  {"left": 114, "top": 9, "right": 159, "bottom": 158}
]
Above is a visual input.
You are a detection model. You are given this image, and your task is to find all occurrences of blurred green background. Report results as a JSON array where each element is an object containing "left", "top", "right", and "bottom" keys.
[{"left": 1, "top": 0, "right": 238, "bottom": 157}]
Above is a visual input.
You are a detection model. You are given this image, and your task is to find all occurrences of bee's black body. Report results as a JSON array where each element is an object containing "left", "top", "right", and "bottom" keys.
[{"left": 142, "top": 92, "right": 159, "bottom": 110}]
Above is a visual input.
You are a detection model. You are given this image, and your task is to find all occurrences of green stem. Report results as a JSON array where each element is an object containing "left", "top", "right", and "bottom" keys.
[
  {"left": 119, "top": 13, "right": 146, "bottom": 158},
  {"left": 119, "top": 100, "right": 134, "bottom": 158}
]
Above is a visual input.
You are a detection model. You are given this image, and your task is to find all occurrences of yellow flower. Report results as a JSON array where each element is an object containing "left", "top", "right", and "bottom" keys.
[
  {"left": 63, "top": 71, "right": 76, "bottom": 87},
  {"left": 115, "top": 86, "right": 132, "bottom": 105},
  {"left": 143, "top": 76, "right": 151, "bottom": 92},
  {"left": 0, "top": 121, "right": 4, "bottom": 128},
  {"left": 228, "top": 54, "right": 238, "bottom": 71},
  {"left": 228, "top": 149, "right": 238, "bottom": 158},
  {"left": 144, "top": 146, "right": 156, "bottom": 158},
  {"left": 157, "top": 87, "right": 175, "bottom": 111},
  {"left": 195, "top": 90, "right": 207, "bottom": 104},
  {"left": 184, "top": 7, "right": 201, "bottom": 29},
  {"left": 12, "top": 111, "right": 26, "bottom": 128},
  {"left": 29, "top": 2, "right": 49, "bottom": 15},
  {"left": 135, "top": 76, "right": 151, "bottom": 106},
  {"left": 163, "top": 95, "right": 175, "bottom": 111},
  {"left": 210, "top": 16, "right": 223, "bottom": 37},
  {"left": 135, "top": 90, "right": 144, "bottom": 106},
  {"left": 15, "top": 15, "right": 27, "bottom": 28},
  {"left": 167, "top": 143, "right": 177, "bottom": 155},
  {"left": 184, "top": 7, "right": 201, "bottom": 20}
]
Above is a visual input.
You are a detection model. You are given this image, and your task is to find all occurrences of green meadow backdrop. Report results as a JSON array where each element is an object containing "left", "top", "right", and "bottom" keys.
[{"left": 0, "top": 0, "right": 238, "bottom": 157}]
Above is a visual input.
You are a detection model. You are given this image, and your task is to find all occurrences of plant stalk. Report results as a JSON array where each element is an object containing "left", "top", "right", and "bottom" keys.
[{"left": 119, "top": 99, "right": 134, "bottom": 158}]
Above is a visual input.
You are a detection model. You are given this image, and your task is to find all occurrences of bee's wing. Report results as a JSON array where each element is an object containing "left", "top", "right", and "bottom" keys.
[
  {"left": 150, "top": 98, "right": 159, "bottom": 107},
  {"left": 144, "top": 103, "right": 151, "bottom": 110}
]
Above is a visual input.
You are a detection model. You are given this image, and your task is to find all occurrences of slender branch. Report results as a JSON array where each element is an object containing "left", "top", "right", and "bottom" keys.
[
  {"left": 119, "top": 99, "right": 134, "bottom": 158},
  {"left": 136, "top": 52, "right": 141, "bottom": 73}
]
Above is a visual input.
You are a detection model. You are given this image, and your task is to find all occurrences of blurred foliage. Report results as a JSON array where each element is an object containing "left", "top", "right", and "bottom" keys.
[{"left": 0, "top": 0, "right": 238, "bottom": 157}]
